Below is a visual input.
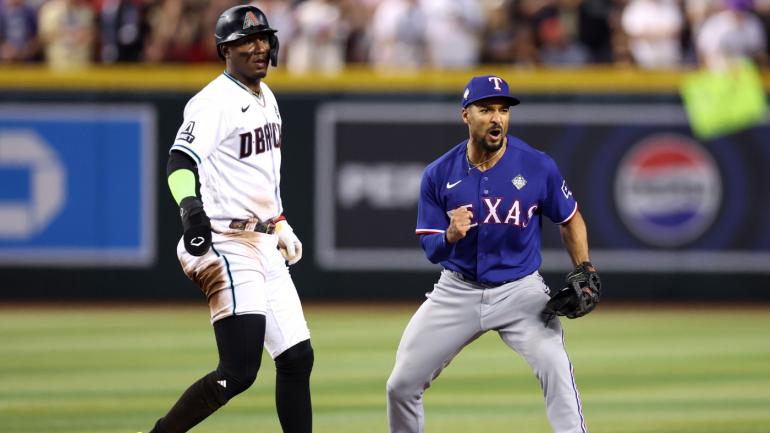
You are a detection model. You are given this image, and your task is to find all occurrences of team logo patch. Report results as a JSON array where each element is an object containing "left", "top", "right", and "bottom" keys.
[
  {"left": 177, "top": 121, "right": 195, "bottom": 143},
  {"left": 243, "top": 11, "right": 259, "bottom": 29},
  {"left": 561, "top": 180, "right": 572, "bottom": 198},
  {"left": 615, "top": 133, "right": 722, "bottom": 247},
  {"left": 488, "top": 77, "right": 503, "bottom": 90},
  {"left": 463, "top": 88, "right": 470, "bottom": 100},
  {"left": 512, "top": 174, "right": 527, "bottom": 190}
]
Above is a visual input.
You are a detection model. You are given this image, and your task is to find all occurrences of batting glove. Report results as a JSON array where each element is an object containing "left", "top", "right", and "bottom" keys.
[{"left": 276, "top": 220, "right": 302, "bottom": 265}]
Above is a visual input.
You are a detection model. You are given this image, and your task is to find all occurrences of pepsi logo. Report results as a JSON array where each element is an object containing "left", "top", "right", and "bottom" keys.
[{"left": 614, "top": 134, "right": 722, "bottom": 247}]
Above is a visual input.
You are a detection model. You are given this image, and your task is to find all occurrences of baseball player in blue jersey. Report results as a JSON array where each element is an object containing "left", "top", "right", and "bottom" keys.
[{"left": 386, "top": 75, "right": 601, "bottom": 433}]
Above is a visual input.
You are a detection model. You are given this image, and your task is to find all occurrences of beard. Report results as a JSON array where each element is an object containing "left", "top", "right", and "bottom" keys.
[
  {"left": 474, "top": 127, "right": 506, "bottom": 152},
  {"left": 480, "top": 136, "right": 504, "bottom": 152}
]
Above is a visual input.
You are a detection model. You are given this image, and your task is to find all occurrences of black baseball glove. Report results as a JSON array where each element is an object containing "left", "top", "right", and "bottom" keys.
[
  {"left": 542, "top": 262, "right": 601, "bottom": 323},
  {"left": 180, "top": 196, "right": 211, "bottom": 256}
]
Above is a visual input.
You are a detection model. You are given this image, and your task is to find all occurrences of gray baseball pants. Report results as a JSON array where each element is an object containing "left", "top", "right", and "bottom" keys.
[{"left": 386, "top": 270, "right": 587, "bottom": 433}]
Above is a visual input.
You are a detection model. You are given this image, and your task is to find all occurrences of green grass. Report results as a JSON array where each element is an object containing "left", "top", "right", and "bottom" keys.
[{"left": 1, "top": 303, "right": 769, "bottom": 433}]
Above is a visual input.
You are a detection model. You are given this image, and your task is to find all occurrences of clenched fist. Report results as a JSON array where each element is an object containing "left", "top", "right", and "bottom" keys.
[{"left": 446, "top": 207, "right": 473, "bottom": 243}]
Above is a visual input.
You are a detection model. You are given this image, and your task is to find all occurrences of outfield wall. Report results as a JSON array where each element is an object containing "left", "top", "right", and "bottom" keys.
[{"left": 0, "top": 66, "right": 767, "bottom": 301}]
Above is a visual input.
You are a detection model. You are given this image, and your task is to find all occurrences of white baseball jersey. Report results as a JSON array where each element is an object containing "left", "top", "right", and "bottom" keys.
[{"left": 171, "top": 72, "right": 284, "bottom": 227}]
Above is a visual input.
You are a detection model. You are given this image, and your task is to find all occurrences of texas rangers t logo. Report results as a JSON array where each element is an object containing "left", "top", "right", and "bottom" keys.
[{"left": 488, "top": 77, "right": 503, "bottom": 90}]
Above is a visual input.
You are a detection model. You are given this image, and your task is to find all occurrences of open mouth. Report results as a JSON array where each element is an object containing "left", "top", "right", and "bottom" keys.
[{"left": 488, "top": 128, "right": 502, "bottom": 141}]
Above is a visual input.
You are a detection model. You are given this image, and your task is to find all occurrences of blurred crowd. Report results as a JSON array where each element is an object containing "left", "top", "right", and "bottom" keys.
[{"left": 1, "top": 0, "right": 768, "bottom": 71}]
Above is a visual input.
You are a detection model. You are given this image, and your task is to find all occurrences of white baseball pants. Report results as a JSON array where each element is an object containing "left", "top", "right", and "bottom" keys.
[{"left": 177, "top": 226, "right": 310, "bottom": 359}]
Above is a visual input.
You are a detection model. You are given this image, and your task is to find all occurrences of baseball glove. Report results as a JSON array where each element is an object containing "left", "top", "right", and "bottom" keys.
[{"left": 542, "top": 262, "right": 601, "bottom": 323}]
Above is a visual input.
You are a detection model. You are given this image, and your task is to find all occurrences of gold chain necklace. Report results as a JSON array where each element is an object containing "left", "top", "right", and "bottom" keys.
[
  {"left": 466, "top": 145, "right": 504, "bottom": 175},
  {"left": 227, "top": 73, "right": 266, "bottom": 108}
]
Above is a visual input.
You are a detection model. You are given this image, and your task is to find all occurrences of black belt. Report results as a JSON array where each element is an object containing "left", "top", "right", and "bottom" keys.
[
  {"left": 445, "top": 269, "right": 517, "bottom": 288},
  {"left": 229, "top": 219, "right": 276, "bottom": 234}
]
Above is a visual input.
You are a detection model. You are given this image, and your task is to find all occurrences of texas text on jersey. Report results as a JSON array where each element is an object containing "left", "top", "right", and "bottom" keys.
[{"left": 415, "top": 135, "right": 578, "bottom": 284}]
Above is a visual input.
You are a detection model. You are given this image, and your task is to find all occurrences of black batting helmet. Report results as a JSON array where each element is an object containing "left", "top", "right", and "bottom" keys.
[{"left": 215, "top": 5, "right": 279, "bottom": 65}]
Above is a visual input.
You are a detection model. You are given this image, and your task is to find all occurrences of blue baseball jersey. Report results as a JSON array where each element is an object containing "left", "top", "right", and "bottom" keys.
[{"left": 416, "top": 135, "right": 578, "bottom": 284}]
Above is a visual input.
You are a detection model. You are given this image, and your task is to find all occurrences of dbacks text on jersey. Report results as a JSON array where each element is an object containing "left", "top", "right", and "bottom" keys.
[
  {"left": 239, "top": 122, "right": 282, "bottom": 159},
  {"left": 169, "top": 74, "right": 285, "bottom": 223}
]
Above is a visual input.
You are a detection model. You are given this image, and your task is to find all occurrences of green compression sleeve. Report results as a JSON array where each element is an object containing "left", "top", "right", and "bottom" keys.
[{"left": 168, "top": 169, "right": 197, "bottom": 205}]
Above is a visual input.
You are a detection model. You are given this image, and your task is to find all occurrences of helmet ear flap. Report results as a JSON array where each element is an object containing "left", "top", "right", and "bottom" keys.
[{"left": 269, "top": 33, "right": 279, "bottom": 67}]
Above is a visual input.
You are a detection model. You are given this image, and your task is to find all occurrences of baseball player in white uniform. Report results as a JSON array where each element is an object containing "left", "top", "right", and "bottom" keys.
[{"left": 144, "top": 6, "right": 313, "bottom": 433}]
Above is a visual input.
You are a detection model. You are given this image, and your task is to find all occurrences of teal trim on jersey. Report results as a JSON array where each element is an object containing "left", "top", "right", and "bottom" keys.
[
  {"left": 171, "top": 144, "right": 201, "bottom": 164},
  {"left": 223, "top": 255, "right": 236, "bottom": 316},
  {"left": 223, "top": 71, "right": 263, "bottom": 99},
  {"left": 211, "top": 244, "right": 237, "bottom": 315},
  {"left": 223, "top": 71, "right": 239, "bottom": 86},
  {"left": 223, "top": 71, "right": 247, "bottom": 94}
]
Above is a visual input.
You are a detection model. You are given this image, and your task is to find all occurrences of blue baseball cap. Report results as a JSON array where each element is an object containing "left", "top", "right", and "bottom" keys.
[{"left": 462, "top": 75, "right": 521, "bottom": 108}]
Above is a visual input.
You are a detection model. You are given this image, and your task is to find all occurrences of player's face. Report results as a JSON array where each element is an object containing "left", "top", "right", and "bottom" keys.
[
  {"left": 463, "top": 98, "right": 510, "bottom": 152},
  {"left": 224, "top": 32, "right": 271, "bottom": 80}
]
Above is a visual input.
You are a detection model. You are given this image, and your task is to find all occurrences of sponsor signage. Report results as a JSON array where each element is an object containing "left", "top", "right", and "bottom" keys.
[
  {"left": 0, "top": 105, "right": 156, "bottom": 267},
  {"left": 316, "top": 103, "right": 770, "bottom": 272},
  {"left": 615, "top": 134, "right": 722, "bottom": 248}
]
